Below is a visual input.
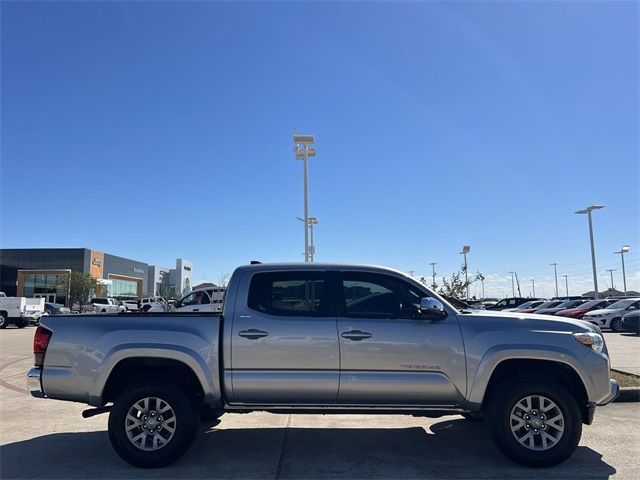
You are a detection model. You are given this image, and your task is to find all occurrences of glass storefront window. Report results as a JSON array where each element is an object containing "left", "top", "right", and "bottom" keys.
[
  {"left": 22, "top": 273, "right": 69, "bottom": 305},
  {"left": 108, "top": 278, "right": 138, "bottom": 298}
]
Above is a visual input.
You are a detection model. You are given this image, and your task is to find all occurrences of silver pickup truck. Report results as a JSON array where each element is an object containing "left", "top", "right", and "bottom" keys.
[{"left": 27, "top": 263, "right": 619, "bottom": 468}]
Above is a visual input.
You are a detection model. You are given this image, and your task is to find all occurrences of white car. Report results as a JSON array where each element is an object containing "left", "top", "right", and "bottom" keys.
[
  {"left": 91, "top": 298, "right": 126, "bottom": 314},
  {"left": 140, "top": 297, "right": 166, "bottom": 312},
  {"left": 149, "top": 288, "right": 226, "bottom": 313},
  {"left": 583, "top": 298, "right": 640, "bottom": 331},
  {"left": 120, "top": 300, "right": 139, "bottom": 311}
]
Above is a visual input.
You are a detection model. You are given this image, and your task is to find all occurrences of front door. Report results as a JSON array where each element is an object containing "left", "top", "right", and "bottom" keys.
[
  {"left": 230, "top": 270, "right": 339, "bottom": 404},
  {"left": 34, "top": 293, "right": 56, "bottom": 303},
  {"left": 336, "top": 271, "right": 466, "bottom": 406}
]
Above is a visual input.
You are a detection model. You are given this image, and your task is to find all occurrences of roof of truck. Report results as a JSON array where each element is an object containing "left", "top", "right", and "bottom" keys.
[{"left": 237, "top": 262, "right": 410, "bottom": 276}]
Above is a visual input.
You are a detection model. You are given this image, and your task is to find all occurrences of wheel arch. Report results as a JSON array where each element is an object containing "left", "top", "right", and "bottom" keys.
[
  {"left": 93, "top": 346, "right": 220, "bottom": 408},
  {"left": 467, "top": 346, "right": 589, "bottom": 409}
]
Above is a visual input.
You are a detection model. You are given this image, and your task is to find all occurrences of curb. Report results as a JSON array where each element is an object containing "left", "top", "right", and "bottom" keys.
[
  {"left": 615, "top": 387, "right": 640, "bottom": 403},
  {"left": 611, "top": 369, "right": 640, "bottom": 403}
]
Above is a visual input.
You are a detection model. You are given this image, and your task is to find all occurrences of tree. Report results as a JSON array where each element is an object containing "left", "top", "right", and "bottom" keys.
[
  {"left": 218, "top": 272, "right": 230, "bottom": 288},
  {"left": 69, "top": 271, "right": 100, "bottom": 308},
  {"left": 435, "top": 264, "right": 484, "bottom": 299}
]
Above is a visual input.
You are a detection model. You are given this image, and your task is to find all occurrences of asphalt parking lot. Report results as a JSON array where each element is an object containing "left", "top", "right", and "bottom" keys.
[{"left": 1, "top": 326, "right": 639, "bottom": 479}]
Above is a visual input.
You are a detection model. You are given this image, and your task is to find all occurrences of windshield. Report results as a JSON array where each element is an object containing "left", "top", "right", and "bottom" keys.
[
  {"left": 556, "top": 300, "right": 584, "bottom": 309},
  {"left": 606, "top": 299, "right": 639, "bottom": 309},
  {"left": 535, "top": 301, "right": 558, "bottom": 309},
  {"left": 516, "top": 301, "right": 536, "bottom": 309},
  {"left": 577, "top": 300, "right": 602, "bottom": 309}
]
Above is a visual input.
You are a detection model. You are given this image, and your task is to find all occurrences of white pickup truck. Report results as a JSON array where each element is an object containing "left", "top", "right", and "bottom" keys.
[
  {"left": 91, "top": 298, "right": 126, "bottom": 313},
  {"left": 0, "top": 295, "right": 44, "bottom": 328}
]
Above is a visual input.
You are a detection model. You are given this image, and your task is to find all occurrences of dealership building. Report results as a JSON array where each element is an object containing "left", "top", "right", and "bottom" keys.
[{"left": 0, "top": 248, "right": 193, "bottom": 306}]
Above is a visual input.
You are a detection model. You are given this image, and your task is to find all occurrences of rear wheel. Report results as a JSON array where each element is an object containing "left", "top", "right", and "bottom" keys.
[
  {"left": 108, "top": 382, "right": 199, "bottom": 468},
  {"left": 487, "top": 379, "right": 581, "bottom": 467},
  {"left": 610, "top": 317, "right": 624, "bottom": 332},
  {"left": 0, "top": 314, "right": 7, "bottom": 329}
]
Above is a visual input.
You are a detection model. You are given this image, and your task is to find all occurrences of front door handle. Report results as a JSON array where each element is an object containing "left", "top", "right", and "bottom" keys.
[
  {"left": 238, "top": 328, "right": 269, "bottom": 340},
  {"left": 341, "top": 330, "right": 372, "bottom": 341},
  {"left": 193, "top": 308, "right": 199, "bottom": 312}
]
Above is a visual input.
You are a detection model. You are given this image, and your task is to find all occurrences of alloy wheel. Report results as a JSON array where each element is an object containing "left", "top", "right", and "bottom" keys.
[
  {"left": 125, "top": 397, "right": 177, "bottom": 451},
  {"left": 509, "top": 394, "right": 564, "bottom": 451}
]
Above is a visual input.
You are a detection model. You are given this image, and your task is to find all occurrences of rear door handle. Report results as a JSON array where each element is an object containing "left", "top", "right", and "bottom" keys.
[
  {"left": 238, "top": 328, "right": 269, "bottom": 340},
  {"left": 193, "top": 308, "right": 199, "bottom": 312},
  {"left": 341, "top": 330, "right": 372, "bottom": 341}
]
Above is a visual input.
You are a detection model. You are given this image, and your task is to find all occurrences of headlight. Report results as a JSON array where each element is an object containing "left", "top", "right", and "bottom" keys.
[{"left": 573, "top": 332, "right": 604, "bottom": 353}]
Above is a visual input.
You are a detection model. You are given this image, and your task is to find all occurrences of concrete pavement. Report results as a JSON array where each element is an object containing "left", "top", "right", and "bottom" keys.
[
  {"left": 603, "top": 332, "right": 640, "bottom": 376},
  {"left": 1, "top": 326, "right": 639, "bottom": 479}
]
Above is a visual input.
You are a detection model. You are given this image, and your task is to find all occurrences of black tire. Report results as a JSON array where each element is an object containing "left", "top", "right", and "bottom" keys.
[
  {"left": 17, "top": 320, "right": 28, "bottom": 328},
  {"left": 486, "top": 379, "right": 581, "bottom": 468},
  {"left": 143, "top": 305, "right": 151, "bottom": 312},
  {"left": 610, "top": 318, "right": 623, "bottom": 332},
  {"left": 108, "top": 382, "right": 199, "bottom": 468},
  {"left": 0, "top": 314, "right": 7, "bottom": 329}
]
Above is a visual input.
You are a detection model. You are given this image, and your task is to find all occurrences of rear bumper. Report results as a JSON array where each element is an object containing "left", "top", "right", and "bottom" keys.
[
  {"left": 27, "top": 368, "right": 45, "bottom": 398},
  {"left": 597, "top": 379, "right": 620, "bottom": 406}
]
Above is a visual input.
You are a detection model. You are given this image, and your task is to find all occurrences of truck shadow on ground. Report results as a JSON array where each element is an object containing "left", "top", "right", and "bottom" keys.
[{"left": 0, "top": 418, "right": 615, "bottom": 479}]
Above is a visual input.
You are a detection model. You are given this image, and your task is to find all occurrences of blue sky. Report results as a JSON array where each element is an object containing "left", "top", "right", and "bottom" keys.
[{"left": 1, "top": 1, "right": 638, "bottom": 297}]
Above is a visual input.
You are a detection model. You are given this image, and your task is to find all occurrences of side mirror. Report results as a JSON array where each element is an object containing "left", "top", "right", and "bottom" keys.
[{"left": 420, "top": 298, "right": 447, "bottom": 320}]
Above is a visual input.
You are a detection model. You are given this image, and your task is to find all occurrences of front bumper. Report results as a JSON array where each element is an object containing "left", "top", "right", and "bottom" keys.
[
  {"left": 597, "top": 379, "right": 620, "bottom": 406},
  {"left": 27, "top": 368, "right": 45, "bottom": 398}
]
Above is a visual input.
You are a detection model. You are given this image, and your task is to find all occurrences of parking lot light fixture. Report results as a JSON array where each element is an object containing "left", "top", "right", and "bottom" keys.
[
  {"left": 575, "top": 205, "right": 604, "bottom": 299},
  {"left": 614, "top": 245, "right": 630, "bottom": 294},
  {"left": 605, "top": 269, "right": 615, "bottom": 291},
  {"left": 508, "top": 271, "right": 515, "bottom": 297},
  {"left": 293, "top": 132, "right": 316, "bottom": 262},
  {"left": 459, "top": 246, "right": 470, "bottom": 300},
  {"left": 530, "top": 279, "right": 536, "bottom": 297},
  {"left": 562, "top": 275, "right": 569, "bottom": 296},
  {"left": 429, "top": 262, "right": 437, "bottom": 290},
  {"left": 550, "top": 263, "right": 559, "bottom": 297}
]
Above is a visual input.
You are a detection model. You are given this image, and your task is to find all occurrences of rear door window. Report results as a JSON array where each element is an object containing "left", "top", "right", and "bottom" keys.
[{"left": 248, "top": 271, "right": 329, "bottom": 317}]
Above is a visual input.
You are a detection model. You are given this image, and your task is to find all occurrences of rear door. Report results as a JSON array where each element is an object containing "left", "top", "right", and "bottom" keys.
[
  {"left": 230, "top": 270, "right": 339, "bottom": 404},
  {"left": 336, "top": 271, "right": 466, "bottom": 406}
]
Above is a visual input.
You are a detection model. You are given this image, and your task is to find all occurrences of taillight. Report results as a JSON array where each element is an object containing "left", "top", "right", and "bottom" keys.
[{"left": 33, "top": 326, "right": 52, "bottom": 367}]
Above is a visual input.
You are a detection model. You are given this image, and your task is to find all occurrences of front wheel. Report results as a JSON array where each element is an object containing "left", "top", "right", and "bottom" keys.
[
  {"left": 610, "top": 318, "right": 624, "bottom": 332},
  {"left": 0, "top": 314, "right": 7, "bottom": 329},
  {"left": 108, "top": 382, "right": 199, "bottom": 468},
  {"left": 487, "top": 379, "right": 581, "bottom": 467}
]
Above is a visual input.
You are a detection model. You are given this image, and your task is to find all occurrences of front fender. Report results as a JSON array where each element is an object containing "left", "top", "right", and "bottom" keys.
[{"left": 466, "top": 344, "right": 590, "bottom": 407}]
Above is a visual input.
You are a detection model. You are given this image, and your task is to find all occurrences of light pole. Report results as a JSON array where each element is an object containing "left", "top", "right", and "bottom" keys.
[
  {"left": 297, "top": 216, "right": 318, "bottom": 262},
  {"left": 575, "top": 205, "right": 604, "bottom": 298},
  {"left": 550, "top": 263, "right": 559, "bottom": 297},
  {"left": 562, "top": 275, "right": 569, "bottom": 296},
  {"left": 605, "top": 269, "right": 615, "bottom": 292},
  {"left": 293, "top": 132, "right": 316, "bottom": 262},
  {"left": 460, "top": 245, "right": 470, "bottom": 300},
  {"left": 531, "top": 279, "right": 536, "bottom": 297},
  {"left": 614, "top": 245, "right": 630, "bottom": 294},
  {"left": 481, "top": 277, "right": 485, "bottom": 299},
  {"left": 429, "top": 262, "right": 437, "bottom": 290},
  {"left": 508, "top": 271, "right": 515, "bottom": 297}
]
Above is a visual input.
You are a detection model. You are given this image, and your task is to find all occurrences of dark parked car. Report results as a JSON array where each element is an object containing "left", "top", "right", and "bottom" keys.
[
  {"left": 44, "top": 303, "right": 71, "bottom": 316},
  {"left": 536, "top": 299, "right": 587, "bottom": 316},
  {"left": 485, "top": 297, "right": 544, "bottom": 311},
  {"left": 555, "top": 299, "right": 616, "bottom": 319},
  {"left": 519, "top": 300, "right": 564, "bottom": 314},
  {"left": 621, "top": 310, "right": 640, "bottom": 334}
]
